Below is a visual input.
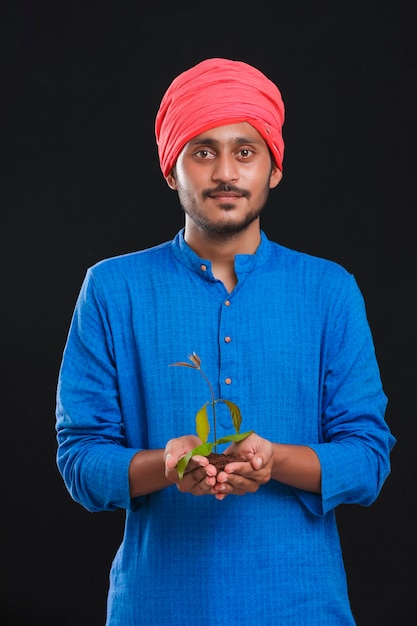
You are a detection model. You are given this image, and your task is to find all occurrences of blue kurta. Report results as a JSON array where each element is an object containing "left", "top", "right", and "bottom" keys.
[{"left": 56, "top": 229, "right": 395, "bottom": 625}]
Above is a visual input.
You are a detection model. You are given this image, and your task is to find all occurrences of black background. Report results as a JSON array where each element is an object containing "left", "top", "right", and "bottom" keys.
[{"left": 2, "top": 1, "right": 415, "bottom": 624}]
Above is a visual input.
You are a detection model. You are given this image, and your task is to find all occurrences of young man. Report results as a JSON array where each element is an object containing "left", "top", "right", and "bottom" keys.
[{"left": 56, "top": 58, "right": 395, "bottom": 625}]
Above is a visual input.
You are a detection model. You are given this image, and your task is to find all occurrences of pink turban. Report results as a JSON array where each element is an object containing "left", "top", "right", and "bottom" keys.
[{"left": 155, "top": 58, "right": 285, "bottom": 177}]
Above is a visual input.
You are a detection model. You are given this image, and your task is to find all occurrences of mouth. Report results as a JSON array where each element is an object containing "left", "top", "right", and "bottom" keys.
[
  {"left": 205, "top": 186, "right": 248, "bottom": 202},
  {"left": 208, "top": 192, "right": 242, "bottom": 200}
]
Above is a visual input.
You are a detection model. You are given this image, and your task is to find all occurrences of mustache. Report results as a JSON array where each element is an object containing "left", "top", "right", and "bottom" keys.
[{"left": 202, "top": 184, "right": 250, "bottom": 198}]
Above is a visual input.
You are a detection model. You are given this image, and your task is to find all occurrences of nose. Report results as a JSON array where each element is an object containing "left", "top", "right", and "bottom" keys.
[{"left": 212, "top": 153, "right": 239, "bottom": 183}]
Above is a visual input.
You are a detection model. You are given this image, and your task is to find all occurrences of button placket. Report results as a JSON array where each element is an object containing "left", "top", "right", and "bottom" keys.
[{"left": 221, "top": 299, "right": 233, "bottom": 410}]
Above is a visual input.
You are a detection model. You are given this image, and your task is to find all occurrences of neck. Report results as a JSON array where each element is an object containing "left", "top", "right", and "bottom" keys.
[
  {"left": 184, "top": 219, "right": 261, "bottom": 259},
  {"left": 184, "top": 220, "right": 261, "bottom": 293}
]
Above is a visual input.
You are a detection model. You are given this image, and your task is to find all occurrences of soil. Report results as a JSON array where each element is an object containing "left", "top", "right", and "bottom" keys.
[{"left": 207, "top": 452, "right": 242, "bottom": 472}]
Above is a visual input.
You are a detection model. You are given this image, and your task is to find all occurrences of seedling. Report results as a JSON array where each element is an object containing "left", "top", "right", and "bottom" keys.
[{"left": 169, "top": 352, "right": 253, "bottom": 479}]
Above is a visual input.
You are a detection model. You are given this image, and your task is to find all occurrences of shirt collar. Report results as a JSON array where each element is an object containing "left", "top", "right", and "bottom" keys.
[{"left": 170, "top": 228, "right": 272, "bottom": 280}]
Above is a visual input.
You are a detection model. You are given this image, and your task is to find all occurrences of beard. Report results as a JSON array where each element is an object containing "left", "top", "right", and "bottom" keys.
[
  {"left": 180, "top": 202, "right": 265, "bottom": 239},
  {"left": 178, "top": 182, "right": 270, "bottom": 241}
]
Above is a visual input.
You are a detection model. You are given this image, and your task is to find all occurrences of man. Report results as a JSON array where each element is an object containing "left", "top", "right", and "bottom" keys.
[{"left": 56, "top": 58, "right": 395, "bottom": 625}]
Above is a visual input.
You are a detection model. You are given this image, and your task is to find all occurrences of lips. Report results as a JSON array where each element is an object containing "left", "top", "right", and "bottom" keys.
[{"left": 209, "top": 192, "right": 241, "bottom": 199}]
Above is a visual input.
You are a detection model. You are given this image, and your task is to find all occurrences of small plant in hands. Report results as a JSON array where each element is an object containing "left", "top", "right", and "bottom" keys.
[{"left": 169, "top": 352, "right": 253, "bottom": 479}]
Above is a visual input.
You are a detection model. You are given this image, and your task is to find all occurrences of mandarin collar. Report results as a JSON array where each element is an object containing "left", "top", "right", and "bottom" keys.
[{"left": 170, "top": 228, "right": 272, "bottom": 282}]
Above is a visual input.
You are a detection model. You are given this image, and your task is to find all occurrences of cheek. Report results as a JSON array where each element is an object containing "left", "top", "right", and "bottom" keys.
[
  {"left": 175, "top": 181, "right": 198, "bottom": 208},
  {"left": 175, "top": 172, "right": 201, "bottom": 198},
  {"left": 175, "top": 178, "right": 191, "bottom": 196}
]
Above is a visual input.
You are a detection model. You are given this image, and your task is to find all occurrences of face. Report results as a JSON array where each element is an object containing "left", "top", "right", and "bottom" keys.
[{"left": 166, "top": 122, "right": 282, "bottom": 238}]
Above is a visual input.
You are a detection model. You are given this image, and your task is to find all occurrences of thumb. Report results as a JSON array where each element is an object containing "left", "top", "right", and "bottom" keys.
[
  {"left": 165, "top": 453, "right": 177, "bottom": 469},
  {"left": 252, "top": 456, "right": 263, "bottom": 470}
]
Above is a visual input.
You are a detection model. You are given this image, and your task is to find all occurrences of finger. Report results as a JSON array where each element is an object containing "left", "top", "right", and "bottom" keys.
[
  {"left": 216, "top": 472, "right": 262, "bottom": 494},
  {"left": 165, "top": 453, "right": 178, "bottom": 470},
  {"left": 214, "top": 492, "right": 228, "bottom": 501},
  {"left": 251, "top": 456, "right": 263, "bottom": 469}
]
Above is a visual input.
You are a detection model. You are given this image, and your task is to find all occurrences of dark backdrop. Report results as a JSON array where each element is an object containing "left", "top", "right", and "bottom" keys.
[{"left": 2, "top": 1, "right": 415, "bottom": 624}]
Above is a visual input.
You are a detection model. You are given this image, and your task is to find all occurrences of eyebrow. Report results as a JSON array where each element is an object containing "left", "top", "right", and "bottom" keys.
[{"left": 187, "top": 135, "right": 262, "bottom": 147}]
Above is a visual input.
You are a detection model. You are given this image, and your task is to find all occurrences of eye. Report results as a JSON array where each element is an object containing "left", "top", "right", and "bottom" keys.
[
  {"left": 237, "top": 148, "right": 254, "bottom": 159},
  {"left": 194, "top": 149, "right": 215, "bottom": 160}
]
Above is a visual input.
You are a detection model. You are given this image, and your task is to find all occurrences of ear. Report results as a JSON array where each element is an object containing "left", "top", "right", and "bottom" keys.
[
  {"left": 166, "top": 171, "right": 177, "bottom": 190},
  {"left": 269, "top": 165, "right": 283, "bottom": 189}
]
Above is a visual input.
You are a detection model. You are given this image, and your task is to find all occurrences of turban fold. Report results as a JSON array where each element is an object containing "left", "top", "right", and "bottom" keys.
[{"left": 155, "top": 58, "right": 285, "bottom": 177}]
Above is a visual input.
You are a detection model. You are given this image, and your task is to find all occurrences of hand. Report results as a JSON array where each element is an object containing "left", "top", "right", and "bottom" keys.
[
  {"left": 164, "top": 435, "right": 218, "bottom": 496},
  {"left": 211, "top": 432, "right": 273, "bottom": 500}
]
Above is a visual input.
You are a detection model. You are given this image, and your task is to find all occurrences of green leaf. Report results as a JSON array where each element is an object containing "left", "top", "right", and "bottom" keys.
[
  {"left": 219, "top": 399, "right": 243, "bottom": 433},
  {"left": 190, "top": 442, "right": 214, "bottom": 456},
  {"left": 215, "top": 430, "right": 253, "bottom": 445},
  {"left": 176, "top": 452, "right": 193, "bottom": 480},
  {"left": 176, "top": 442, "right": 213, "bottom": 480},
  {"left": 195, "top": 402, "right": 210, "bottom": 444}
]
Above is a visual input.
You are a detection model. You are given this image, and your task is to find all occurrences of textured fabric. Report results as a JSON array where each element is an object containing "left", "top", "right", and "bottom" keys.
[
  {"left": 155, "top": 58, "right": 285, "bottom": 176},
  {"left": 56, "top": 229, "right": 395, "bottom": 625}
]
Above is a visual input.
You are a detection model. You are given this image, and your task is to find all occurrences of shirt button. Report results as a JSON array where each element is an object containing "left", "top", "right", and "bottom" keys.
[
  {"left": 224, "top": 336, "right": 231, "bottom": 343},
  {"left": 224, "top": 300, "right": 231, "bottom": 306},
  {"left": 225, "top": 377, "right": 232, "bottom": 385},
  {"left": 200, "top": 264, "right": 207, "bottom": 272}
]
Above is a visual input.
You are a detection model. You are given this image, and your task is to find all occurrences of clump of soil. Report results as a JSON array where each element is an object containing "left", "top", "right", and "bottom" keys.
[{"left": 207, "top": 452, "right": 242, "bottom": 472}]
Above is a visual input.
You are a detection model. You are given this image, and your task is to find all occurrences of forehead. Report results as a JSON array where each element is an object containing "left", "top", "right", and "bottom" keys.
[{"left": 186, "top": 122, "right": 266, "bottom": 147}]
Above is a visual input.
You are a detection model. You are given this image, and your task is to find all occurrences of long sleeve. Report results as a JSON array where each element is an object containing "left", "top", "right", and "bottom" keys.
[
  {"left": 56, "top": 268, "right": 142, "bottom": 512},
  {"left": 294, "top": 273, "right": 394, "bottom": 516}
]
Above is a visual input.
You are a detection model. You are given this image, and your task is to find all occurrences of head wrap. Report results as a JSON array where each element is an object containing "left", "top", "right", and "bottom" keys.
[{"left": 155, "top": 58, "right": 285, "bottom": 177}]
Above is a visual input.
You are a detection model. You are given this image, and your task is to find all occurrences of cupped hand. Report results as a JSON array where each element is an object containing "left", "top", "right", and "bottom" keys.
[
  {"left": 210, "top": 432, "right": 274, "bottom": 500},
  {"left": 164, "top": 435, "right": 218, "bottom": 495}
]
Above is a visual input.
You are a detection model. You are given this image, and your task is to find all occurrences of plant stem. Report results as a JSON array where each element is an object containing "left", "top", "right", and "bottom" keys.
[{"left": 198, "top": 367, "right": 217, "bottom": 453}]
